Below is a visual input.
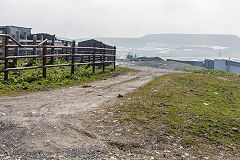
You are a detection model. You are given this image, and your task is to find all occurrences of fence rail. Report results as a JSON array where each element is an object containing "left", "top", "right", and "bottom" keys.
[{"left": 0, "top": 34, "right": 116, "bottom": 80}]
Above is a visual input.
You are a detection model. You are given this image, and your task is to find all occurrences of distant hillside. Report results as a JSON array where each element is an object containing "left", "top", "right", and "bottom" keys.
[{"left": 77, "top": 34, "right": 240, "bottom": 59}]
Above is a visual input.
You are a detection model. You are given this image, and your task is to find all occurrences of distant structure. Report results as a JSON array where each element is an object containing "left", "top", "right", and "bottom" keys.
[
  {"left": 126, "top": 53, "right": 134, "bottom": 60},
  {"left": 167, "top": 59, "right": 240, "bottom": 75},
  {"left": 0, "top": 26, "right": 32, "bottom": 56},
  {"left": 126, "top": 53, "right": 163, "bottom": 62},
  {"left": 78, "top": 39, "right": 114, "bottom": 49},
  {"left": 31, "top": 33, "right": 74, "bottom": 46},
  {"left": 204, "top": 59, "right": 240, "bottom": 75},
  {"left": 78, "top": 39, "right": 115, "bottom": 63},
  {"left": 135, "top": 57, "right": 163, "bottom": 61},
  {"left": 0, "top": 25, "right": 115, "bottom": 59},
  {"left": 0, "top": 26, "right": 32, "bottom": 39}
]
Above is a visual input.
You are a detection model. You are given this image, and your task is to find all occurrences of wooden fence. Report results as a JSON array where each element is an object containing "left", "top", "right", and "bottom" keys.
[{"left": 0, "top": 33, "right": 116, "bottom": 80}]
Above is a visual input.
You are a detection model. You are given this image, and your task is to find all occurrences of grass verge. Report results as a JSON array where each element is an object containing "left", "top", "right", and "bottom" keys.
[
  {"left": 94, "top": 70, "right": 240, "bottom": 157},
  {"left": 0, "top": 65, "right": 136, "bottom": 96}
]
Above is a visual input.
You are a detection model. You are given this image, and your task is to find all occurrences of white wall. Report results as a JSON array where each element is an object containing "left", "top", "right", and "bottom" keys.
[
  {"left": 228, "top": 66, "right": 240, "bottom": 75},
  {"left": 214, "top": 60, "right": 227, "bottom": 71}
]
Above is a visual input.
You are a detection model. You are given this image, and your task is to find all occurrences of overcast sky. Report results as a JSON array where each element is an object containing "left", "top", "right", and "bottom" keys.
[{"left": 1, "top": 0, "right": 240, "bottom": 39}]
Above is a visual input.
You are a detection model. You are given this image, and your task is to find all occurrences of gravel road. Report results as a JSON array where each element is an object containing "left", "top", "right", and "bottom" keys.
[{"left": 0, "top": 62, "right": 180, "bottom": 159}]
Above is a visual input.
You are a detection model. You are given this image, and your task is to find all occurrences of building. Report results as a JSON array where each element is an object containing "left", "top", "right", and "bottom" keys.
[
  {"left": 0, "top": 26, "right": 116, "bottom": 62},
  {"left": 204, "top": 59, "right": 214, "bottom": 69},
  {"left": 0, "top": 26, "right": 32, "bottom": 57},
  {"left": 214, "top": 59, "right": 228, "bottom": 71},
  {"left": 166, "top": 58, "right": 240, "bottom": 75},
  {"left": 78, "top": 39, "right": 114, "bottom": 49},
  {"left": 227, "top": 61, "right": 240, "bottom": 75},
  {"left": 0, "top": 26, "right": 32, "bottom": 39},
  {"left": 207, "top": 59, "right": 240, "bottom": 75},
  {"left": 77, "top": 39, "right": 115, "bottom": 64}
]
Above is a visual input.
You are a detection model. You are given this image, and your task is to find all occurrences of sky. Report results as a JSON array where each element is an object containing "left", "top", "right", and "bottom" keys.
[{"left": 1, "top": 0, "right": 240, "bottom": 39}]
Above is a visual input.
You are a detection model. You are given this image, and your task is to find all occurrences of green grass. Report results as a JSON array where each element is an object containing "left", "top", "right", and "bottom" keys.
[
  {"left": 100, "top": 70, "right": 240, "bottom": 155},
  {"left": 0, "top": 60, "right": 4, "bottom": 70},
  {"left": 0, "top": 61, "right": 136, "bottom": 96}
]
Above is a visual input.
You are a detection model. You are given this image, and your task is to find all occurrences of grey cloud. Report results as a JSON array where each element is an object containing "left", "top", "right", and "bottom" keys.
[{"left": 0, "top": 0, "right": 240, "bottom": 38}]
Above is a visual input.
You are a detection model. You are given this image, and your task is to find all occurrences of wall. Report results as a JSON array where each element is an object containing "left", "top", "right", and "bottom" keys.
[
  {"left": 214, "top": 60, "right": 227, "bottom": 71},
  {"left": 204, "top": 59, "right": 214, "bottom": 69},
  {"left": 228, "top": 66, "right": 240, "bottom": 75},
  {"left": 8, "top": 26, "right": 31, "bottom": 39},
  {"left": 227, "top": 61, "right": 240, "bottom": 67}
]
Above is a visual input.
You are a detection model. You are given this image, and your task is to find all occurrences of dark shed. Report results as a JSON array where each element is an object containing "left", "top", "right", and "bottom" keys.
[{"left": 77, "top": 39, "right": 115, "bottom": 63}]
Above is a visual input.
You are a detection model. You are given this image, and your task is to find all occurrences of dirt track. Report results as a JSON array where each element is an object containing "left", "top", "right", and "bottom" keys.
[{"left": 0, "top": 62, "right": 180, "bottom": 159}]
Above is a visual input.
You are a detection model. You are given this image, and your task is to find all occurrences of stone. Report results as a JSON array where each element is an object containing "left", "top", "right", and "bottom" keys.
[
  {"left": 82, "top": 85, "right": 91, "bottom": 88},
  {"left": 117, "top": 94, "right": 123, "bottom": 98}
]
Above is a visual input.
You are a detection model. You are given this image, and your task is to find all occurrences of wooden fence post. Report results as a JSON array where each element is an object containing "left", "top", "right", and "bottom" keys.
[
  {"left": 23, "top": 32, "right": 27, "bottom": 55},
  {"left": 13, "top": 31, "right": 19, "bottom": 66},
  {"left": 50, "top": 35, "right": 55, "bottom": 64},
  {"left": 42, "top": 43, "right": 47, "bottom": 78},
  {"left": 40, "top": 36, "right": 43, "bottom": 56},
  {"left": 103, "top": 44, "right": 106, "bottom": 72},
  {"left": 100, "top": 43, "right": 103, "bottom": 62},
  {"left": 92, "top": 42, "right": 96, "bottom": 73},
  {"left": 114, "top": 46, "right": 116, "bottom": 70},
  {"left": 0, "top": 30, "right": 4, "bottom": 57},
  {"left": 4, "top": 31, "right": 9, "bottom": 80},
  {"left": 64, "top": 42, "right": 68, "bottom": 61},
  {"left": 33, "top": 35, "right": 37, "bottom": 61},
  {"left": 88, "top": 50, "right": 91, "bottom": 63},
  {"left": 71, "top": 40, "right": 75, "bottom": 75}
]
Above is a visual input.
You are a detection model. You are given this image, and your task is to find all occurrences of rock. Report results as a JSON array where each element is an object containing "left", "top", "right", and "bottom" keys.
[
  {"left": 117, "top": 94, "right": 123, "bottom": 98},
  {"left": 232, "top": 128, "right": 238, "bottom": 131},
  {"left": 164, "top": 150, "right": 170, "bottom": 153},
  {"left": 0, "top": 112, "right": 6, "bottom": 116},
  {"left": 82, "top": 85, "right": 91, "bottom": 88},
  {"left": 44, "top": 140, "right": 51, "bottom": 147}
]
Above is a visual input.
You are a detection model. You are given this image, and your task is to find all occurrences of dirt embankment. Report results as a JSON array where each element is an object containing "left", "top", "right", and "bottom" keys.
[{"left": 0, "top": 62, "right": 180, "bottom": 159}]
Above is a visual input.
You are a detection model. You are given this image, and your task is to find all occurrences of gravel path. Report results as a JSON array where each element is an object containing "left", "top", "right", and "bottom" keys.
[{"left": 0, "top": 62, "right": 180, "bottom": 159}]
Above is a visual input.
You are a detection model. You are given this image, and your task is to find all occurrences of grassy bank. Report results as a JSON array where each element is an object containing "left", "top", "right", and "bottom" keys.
[
  {"left": 94, "top": 70, "right": 240, "bottom": 158},
  {"left": 0, "top": 65, "right": 135, "bottom": 96}
]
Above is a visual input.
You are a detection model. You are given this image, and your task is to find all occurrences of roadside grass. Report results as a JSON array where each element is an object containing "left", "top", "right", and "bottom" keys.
[
  {"left": 0, "top": 63, "right": 136, "bottom": 96},
  {"left": 97, "top": 70, "right": 240, "bottom": 156},
  {"left": 0, "top": 60, "right": 3, "bottom": 70}
]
